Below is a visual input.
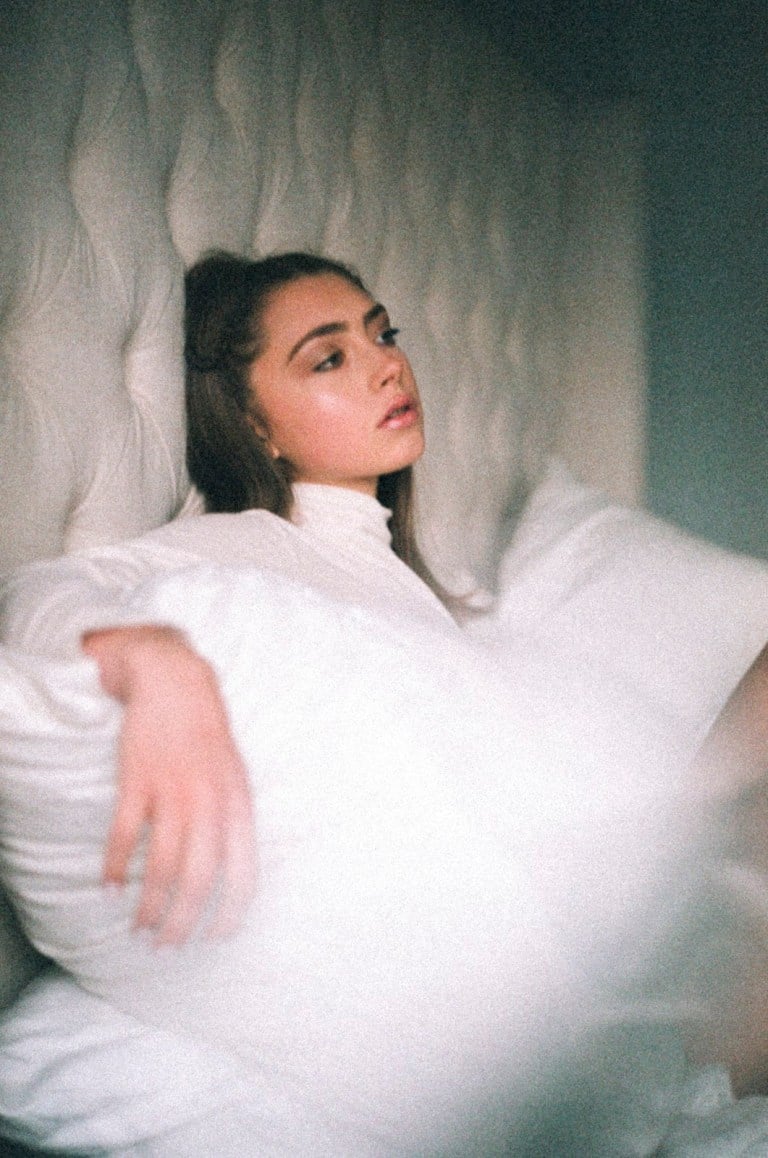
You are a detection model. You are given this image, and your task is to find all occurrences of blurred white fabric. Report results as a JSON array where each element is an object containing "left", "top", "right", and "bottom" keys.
[
  {"left": 3, "top": 469, "right": 768, "bottom": 1151},
  {"left": 0, "top": 554, "right": 704, "bottom": 1153}
]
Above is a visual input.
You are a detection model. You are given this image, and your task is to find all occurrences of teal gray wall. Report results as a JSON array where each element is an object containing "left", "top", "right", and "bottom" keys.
[
  {"left": 642, "top": 6, "right": 767, "bottom": 559},
  {"left": 476, "top": 0, "right": 768, "bottom": 558}
]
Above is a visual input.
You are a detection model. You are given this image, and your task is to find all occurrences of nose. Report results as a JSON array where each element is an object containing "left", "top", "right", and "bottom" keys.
[{"left": 370, "top": 343, "right": 403, "bottom": 391}]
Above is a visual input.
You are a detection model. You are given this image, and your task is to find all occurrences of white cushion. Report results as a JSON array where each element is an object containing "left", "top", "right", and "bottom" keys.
[{"left": 489, "top": 459, "right": 768, "bottom": 735}]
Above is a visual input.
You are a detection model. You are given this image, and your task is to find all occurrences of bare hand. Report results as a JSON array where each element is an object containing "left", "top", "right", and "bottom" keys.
[{"left": 82, "top": 625, "right": 256, "bottom": 946}]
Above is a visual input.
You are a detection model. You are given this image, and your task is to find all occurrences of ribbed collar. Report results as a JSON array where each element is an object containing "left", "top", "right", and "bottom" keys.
[{"left": 291, "top": 483, "right": 392, "bottom": 548}]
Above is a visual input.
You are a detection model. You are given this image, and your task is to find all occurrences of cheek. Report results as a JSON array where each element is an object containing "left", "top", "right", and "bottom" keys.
[
  {"left": 276, "top": 390, "right": 352, "bottom": 434},
  {"left": 267, "top": 392, "right": 363, "bottom": 462}
]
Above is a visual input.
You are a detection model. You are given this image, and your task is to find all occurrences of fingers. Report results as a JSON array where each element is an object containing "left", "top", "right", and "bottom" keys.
[
  {"left": 204, "top": 799, "right": 258, "bottom": 941},
  {"left": 103, "top": 787, "right": 147, "bottom": 889},
  {"left": 133, "top": 805, "right": 186, "bottom": 936},
  {"left": 114, "top": 778, "right": 257, "bottom": 948},
  {"left": 148, "top": 806, "right": 223, "bottom": 947}
]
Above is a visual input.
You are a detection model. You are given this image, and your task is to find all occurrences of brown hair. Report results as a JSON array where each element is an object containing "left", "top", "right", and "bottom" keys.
[{"left": 184, "top": 250, "right": 445, "bottom": 600}]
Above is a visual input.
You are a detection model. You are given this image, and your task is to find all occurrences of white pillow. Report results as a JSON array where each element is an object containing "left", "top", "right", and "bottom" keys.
[
  {"left": 0, "top": 566, "right": 707, "bottom": 1152},
  {"left": 489, "top": 459, "right": 768, "bottom": 736}
]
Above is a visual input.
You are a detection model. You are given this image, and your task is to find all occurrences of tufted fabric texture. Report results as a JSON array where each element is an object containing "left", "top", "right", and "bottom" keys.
[{"left": 0, "top": 0, "right": 645, "bottom": 1004}]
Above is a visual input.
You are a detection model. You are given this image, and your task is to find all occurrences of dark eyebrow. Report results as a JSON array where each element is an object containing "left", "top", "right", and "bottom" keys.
[{"left": 287, "top": 302, "right": 386, "bottom": 363}]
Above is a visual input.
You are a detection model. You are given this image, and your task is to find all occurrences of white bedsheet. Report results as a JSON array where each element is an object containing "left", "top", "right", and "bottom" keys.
[
  {"left": 0, "top": 562, "right": 740, "bottom": 1153},
  {"left": 2, "top": 972, "right": 754, "bottom": 1157}
]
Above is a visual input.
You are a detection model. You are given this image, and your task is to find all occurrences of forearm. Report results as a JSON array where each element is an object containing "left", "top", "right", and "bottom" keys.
[
  {"left": 693, "top": 642, "right": 768, "bottom": 794},
  {"left": 686, "top": 641, "right": 768, "bottom": 1094},
  {"left": 82, "top": 623, "right": 226, "bottom": 718}
]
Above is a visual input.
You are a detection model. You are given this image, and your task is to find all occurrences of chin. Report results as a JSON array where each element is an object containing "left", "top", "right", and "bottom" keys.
[{"left": 402, "top": 432, "right": 426, "bottom": 467}]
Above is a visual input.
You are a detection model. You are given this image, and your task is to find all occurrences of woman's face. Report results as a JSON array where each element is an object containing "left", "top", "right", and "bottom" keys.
[{"left": 247, "top": 274, "right": 424, "bottom": 496}]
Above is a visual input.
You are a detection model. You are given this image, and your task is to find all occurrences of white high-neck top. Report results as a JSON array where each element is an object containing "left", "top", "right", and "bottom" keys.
[
  {"left": 287, "top": 483, "right": 450, "bottom": 626},
  {"left": 291, "top": 482, "right": 392, "bottom": 544},
  {"left": 0, "top": 484, "right": 452, "bottom": 658}
]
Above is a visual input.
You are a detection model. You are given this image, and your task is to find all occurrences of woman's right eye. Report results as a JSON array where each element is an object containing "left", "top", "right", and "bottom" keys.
[{"left": 313, "top": 350, "right": 343, "bottom": 372}]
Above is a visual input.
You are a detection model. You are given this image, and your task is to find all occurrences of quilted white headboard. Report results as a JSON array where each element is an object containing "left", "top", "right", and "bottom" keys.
[{"left": 0, "top": 0, "right": 645, "bottom": 590}]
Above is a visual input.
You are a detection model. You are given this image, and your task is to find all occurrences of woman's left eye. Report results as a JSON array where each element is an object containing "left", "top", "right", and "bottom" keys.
[{"left": 377, "top": 327, "right": 400, "bottom": 347}]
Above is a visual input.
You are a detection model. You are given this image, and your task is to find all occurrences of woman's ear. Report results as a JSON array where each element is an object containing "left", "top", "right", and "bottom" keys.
[{"left": 246, "top": 413, "right": 280, "bottom": 459}]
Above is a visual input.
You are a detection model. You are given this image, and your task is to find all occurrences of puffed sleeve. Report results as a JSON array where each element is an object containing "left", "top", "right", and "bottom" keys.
[{"left": 0, "top": 547, "right": 162, "bottom": 659}]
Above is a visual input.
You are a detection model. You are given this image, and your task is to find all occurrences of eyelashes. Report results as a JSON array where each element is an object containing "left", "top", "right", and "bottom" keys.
[
  {"left": 313, "top": 351, "right": 343, "bottom": 372},
  {"left": 312, "top": 327, "right": 402, "bottom": 372}
]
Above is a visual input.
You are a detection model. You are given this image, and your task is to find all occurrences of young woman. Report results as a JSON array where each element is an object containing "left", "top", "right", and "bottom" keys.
[
  {"left": 4, "top": 250, "right": 768, "bottom": 1147},
  {"left": 80, "top": 246, "right": 768, "bottom": 1096},
  {"left": 1, "top": 251, "right": 454, "bottom": 945}
]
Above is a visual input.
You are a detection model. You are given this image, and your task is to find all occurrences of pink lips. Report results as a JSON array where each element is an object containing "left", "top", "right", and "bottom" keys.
[{"left": 378, "top": 397, "right": 420, "bottom": 429}]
